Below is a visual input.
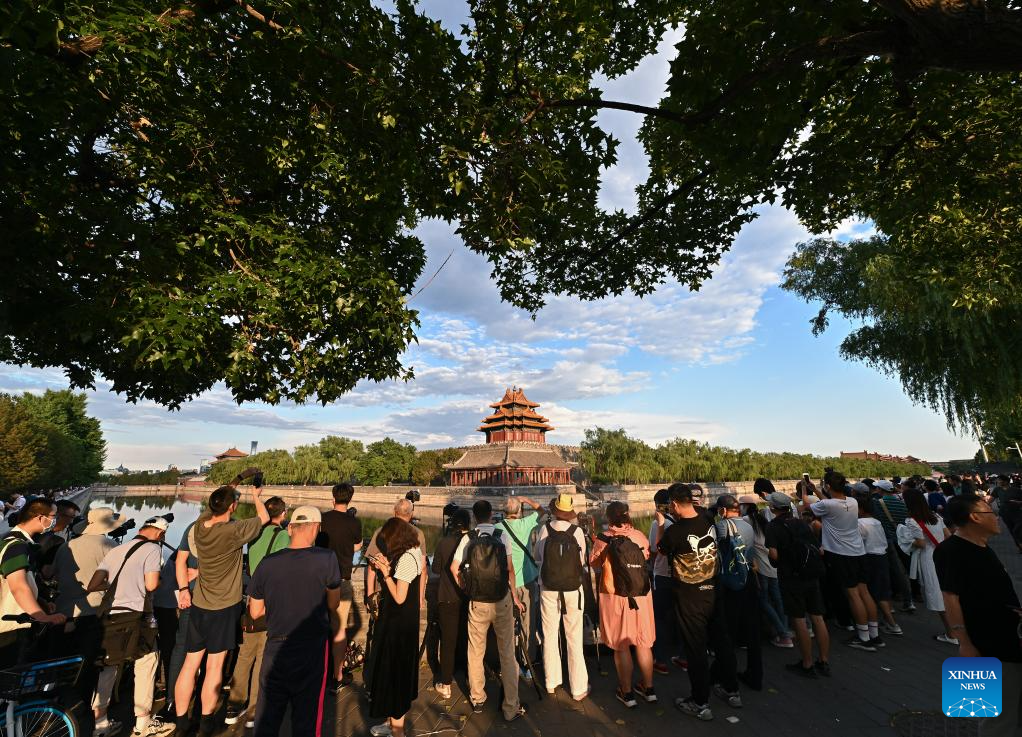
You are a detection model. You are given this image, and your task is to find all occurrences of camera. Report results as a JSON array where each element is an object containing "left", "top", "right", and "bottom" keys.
[
  {"left": 405, "top": 489, "right": 421, "bottom": 503},
  {"left": 110, "top": 518, "right": 136, "bottom": 540},
  {"left": 441, "top": 503, "right": 459, "bottom": 536},
  {"left": 253, "top": 472, "right": 264, "bottom": 489},
  {"left": 347, "top": 507, "right": 357, "bottom": 518}
]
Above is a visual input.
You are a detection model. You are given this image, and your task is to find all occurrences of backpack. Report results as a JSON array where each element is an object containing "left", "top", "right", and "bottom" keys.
[
  {"left": 783, "top": 519, "right": 824, "bottom": 580},
  {"left": 460, "top": 530, "right": 509, "bottom": 603},
  {"left": 540, "top": 523, "right": 584, "bottom": 592},
  {"left": 717, "top": 519, "right": 750, "bottom": 591},
  {"left": 597, "top": 533, "right": 650, "bottom": 609}
]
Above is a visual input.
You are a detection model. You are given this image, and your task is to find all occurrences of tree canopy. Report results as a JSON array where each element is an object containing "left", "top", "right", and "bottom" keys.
[
  {"left": 4, "top": 0, "right": 1021, "bottom": 408},
  {"left": 0, "top": 389, "right": 106, "bottom": 492}
]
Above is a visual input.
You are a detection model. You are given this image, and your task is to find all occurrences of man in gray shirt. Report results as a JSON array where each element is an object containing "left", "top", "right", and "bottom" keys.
[{"left": 87, "top": 517, "right": 171, "bottom": 737}]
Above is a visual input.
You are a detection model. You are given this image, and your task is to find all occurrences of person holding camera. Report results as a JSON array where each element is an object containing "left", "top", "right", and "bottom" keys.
[
  {"left": 0, "top": 498, "right": 67, "bottom": 669},
  {"left": 173, "top": 477, "right": 269, "bottom": 737},
  {"left": 431, "top": 507, "right": 471, "bottom": 700},
  {"left": 224, "top": 496, "right": 290, "bottom": 728},
  {"left": 87, "top": 517, "right": 172, "bottom": 737},
  {"left": 316, "top": 482, "right": 363, "bottom": 691}
]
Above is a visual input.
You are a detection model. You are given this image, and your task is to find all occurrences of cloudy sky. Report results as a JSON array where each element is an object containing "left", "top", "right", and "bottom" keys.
[{"left": 1, "top": 8, "right": 979, "bottom": 470}]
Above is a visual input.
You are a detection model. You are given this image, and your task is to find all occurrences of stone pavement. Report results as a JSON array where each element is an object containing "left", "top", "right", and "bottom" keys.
[{"left": 200, "top": 520, "right": 1021, "bottom": 737}]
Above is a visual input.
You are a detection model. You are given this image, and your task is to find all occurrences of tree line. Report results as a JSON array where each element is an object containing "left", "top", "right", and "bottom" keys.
[
  {"left": 98, "top": 468, "right": 181, "bottom": 486},
  {"left": 204, "top": 436, "right": 462, "bottom": 488},
  {"left": 0, "top": 390, "right": 106, "bottom": 493},
  {"left": 580, "top": 428, "right": 932, "bottom": 485}
]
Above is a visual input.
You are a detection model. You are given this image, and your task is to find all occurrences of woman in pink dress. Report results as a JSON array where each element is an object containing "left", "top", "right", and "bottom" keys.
[{"left": 590, "top": 501, "right": 657, "bottom": 708}]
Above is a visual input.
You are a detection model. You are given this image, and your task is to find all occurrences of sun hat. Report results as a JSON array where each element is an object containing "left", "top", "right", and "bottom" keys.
[
  {"left": 737, "top": 494, "right": 760, "bottom": 506},
  {"left": 73, "top": 508, "right": 118, "bottom": 536},
  {"left": 767, "top": 492, "right": 794, "bottom": 510},
  {"left": 290, "top": 505, "right": 322, "bottom": 524},
  {"left": 553, "top": 494, "right": 574, "bottom": 513}
]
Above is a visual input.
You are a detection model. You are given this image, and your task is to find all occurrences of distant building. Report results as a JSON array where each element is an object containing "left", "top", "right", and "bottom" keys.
[
  {"left": 840, "top": 450, "right": 925, "bottom": 464},
  {"left": 213, "top": 447, "right": 249, "bottom": 463},
  {"left": 444, "top": 387, "right": 574, "bottom": 486}
]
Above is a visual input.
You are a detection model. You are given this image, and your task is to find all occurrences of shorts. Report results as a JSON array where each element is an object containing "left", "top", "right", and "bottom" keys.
[
  {"left": 825, "top": 551, "right": 866, "bottom": 589},
  {"left": 779, "top": 578, "right": 825, "bottom": 618},
  {"left": 862, "top": 553, "right": 892, "bottom": 602},
  {"left": 332, "top": 579, "right": 355, "bottom": 639},
  {"left": 185, "top": 604, "right": 242, "bottom": 654}
]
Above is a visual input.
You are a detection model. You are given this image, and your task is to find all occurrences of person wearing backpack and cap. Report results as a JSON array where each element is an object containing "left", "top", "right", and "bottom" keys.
[
  {"left": 764, "top": 491, "right": 831, "bottom": 678},
  {"left": 450, "top": 500, "right": 527, "bottom": 722},
  {"left": 535, "top": 493, "right": 590, "bottom": 701},
  {"left": 590, "top": 501, "right": 654, "bottom": 708},
  {"left": 87, "top": 516, "right": 172, "bottom": 737},
  {"left": 715, "top": 495, "right": 761, "bottom": 692}
]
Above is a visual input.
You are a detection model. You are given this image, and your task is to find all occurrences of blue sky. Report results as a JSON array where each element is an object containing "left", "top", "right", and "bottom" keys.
[{"left": 0, "top": 9, "right": 979, "bottom": 470}]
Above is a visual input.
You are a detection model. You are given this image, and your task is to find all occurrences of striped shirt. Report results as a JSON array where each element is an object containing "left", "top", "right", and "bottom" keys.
[{"left": 872, "top": 494, "right": 908, "bottom": 540}]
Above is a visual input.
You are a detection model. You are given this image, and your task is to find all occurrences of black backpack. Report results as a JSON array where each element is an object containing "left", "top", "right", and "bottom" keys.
[
  {"left": 460, "top": 530, "right": 509, "bottom": 603},
  {"left": 784, "top": 519, "right": 825, "bottom": 580},
  {"left": 598, "top": 533, "right": 650, "bottom": 610},
  {"left": 540, "top": 523, "right": 584, "bottom": 592}
]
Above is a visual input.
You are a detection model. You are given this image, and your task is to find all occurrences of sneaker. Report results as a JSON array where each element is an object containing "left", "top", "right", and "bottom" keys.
[
  {"left": 675, "top": 697, "right": 713, "bottom": 721},
  {"left": 133, "top": 719, "right": 174, "bottom": 737},
  {"left": 504, "top": 705, "right": 527, "bottom": 723},
  {"left": 572, "top": 689, "right": 590, "bottom": 702},
  {"left": 652, "top": 661, "right": 669, "bottom": 675},
  {"left": 935, "top": 633, "right": 960, "bottom": 645},
  {"left": 870, "top": 636, "right": 886, "bottom": 648},
  {"left": 436, "top": 683, "right": 452, "bottom": 700},
  {"left": 245, "top": 718, "right": 255, "bottom": 729},
  {"left": 846, "top": 636, "right": 877, "bottom": 652},
  {"left": 224, "top": 707, "right": 241, "bottom": 726},
  {"left": 712, "top": 684, "right": 742, "bottom": 708},
  {"left": 899, "top": 603, "right": 916, "bottom": 613},
  {"left": 880, "top": 622, "right": 904, "bottom": 636},
  {"left": 671, "top": 656, "right": 688, "bottom": 671},
  {"left": 94, "top": 720, "right": 123, "bottom": 737},
  {"left": 771, "top": 635, "right": 794, "bottom": 649},
  {"left": 784, "top": 661, "right": 817, "bottom": 679},
  {"left": 370, "top": 723, "right": 392, "bottom": 737},
  {"left": 616, "top": 689, "right": 638, "bottom": 708},
  {"left": 815, "top": 660, "right": 832, "bottom": 677},
  {"left": 634, "top": 684, "right": 657, "bottom": 703},
  {"left": 471, "top": 701, "right": 484, "bottom": 714}
]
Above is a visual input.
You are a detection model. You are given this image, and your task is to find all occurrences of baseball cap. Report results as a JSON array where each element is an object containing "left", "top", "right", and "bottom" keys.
[
  {"left": 850, "top": 482, "right": 870, "bottom": 495},
  {"left": 873, "top": 479, "right": 894, "bottom": 492},
  {"left": 767, "top": 492, "right": 794, "bottom": 510},
  {"left": 141, "top": 516, "right": 170, "bottom": 532},
  {"left": 290, "top": 505, "right": 322, "bottom": 524}
]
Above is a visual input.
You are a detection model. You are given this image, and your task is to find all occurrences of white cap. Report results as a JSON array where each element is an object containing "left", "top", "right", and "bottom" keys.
[
  {"left": 142, "top": 516, "right": 170, "bottom": 532},
  {"left": 874, "top": 480, "right": 894, "bottom": 492},
  {"left": 290, "top": 505, "right": 322, "bottom": 524}
]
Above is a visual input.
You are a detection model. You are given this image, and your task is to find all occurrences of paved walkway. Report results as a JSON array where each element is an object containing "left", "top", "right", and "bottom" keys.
[{"left": 201, "top": 520, "right": 1022, "bottom": 736}]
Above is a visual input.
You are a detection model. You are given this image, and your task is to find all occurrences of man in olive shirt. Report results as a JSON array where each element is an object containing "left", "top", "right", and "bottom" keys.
[{"left": 174, "top": 483, "right": 268, "bottom": 737}]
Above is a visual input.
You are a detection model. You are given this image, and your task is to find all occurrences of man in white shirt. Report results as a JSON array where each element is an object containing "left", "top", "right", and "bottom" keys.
[
  {"left": 450, "top": 500, "right": 526, "bottom": 722},
  {"left": 534, "top": 494, "right": 590, "bottom": 701},
  {"left": 803, "top": 472, "right": 880, "bottom": 651}
]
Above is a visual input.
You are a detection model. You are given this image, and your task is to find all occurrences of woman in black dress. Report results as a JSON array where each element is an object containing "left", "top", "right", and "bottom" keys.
[{"left": 366, "top": 518, "right": 422, "bottom": 737}]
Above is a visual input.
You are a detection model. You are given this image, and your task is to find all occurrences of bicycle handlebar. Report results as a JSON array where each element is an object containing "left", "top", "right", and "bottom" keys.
[{"left": 1, "top": 614, "right": 35, "bottom": 624}]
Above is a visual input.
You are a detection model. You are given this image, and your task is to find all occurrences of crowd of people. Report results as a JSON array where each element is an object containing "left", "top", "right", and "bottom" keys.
[{"left": 0, "top": 470, "right": 1018, "bottom": 737}]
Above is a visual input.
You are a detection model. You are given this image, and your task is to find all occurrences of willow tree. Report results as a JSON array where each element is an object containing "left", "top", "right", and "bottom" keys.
[{"left": 4, "top": 0, "right": 1021, "bottom": 414}]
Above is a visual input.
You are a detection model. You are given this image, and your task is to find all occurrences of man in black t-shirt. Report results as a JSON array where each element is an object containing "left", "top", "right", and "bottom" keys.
[
  {"left": 935, "top": 495, "right": 1022, "bottom": 737},
  {"left": 764, "top": 492, "right": 831, "bottom": 679},
  {"left": 250, "top": 506, "right": 341, "bottom": 737},
  {"left": 316, "top": 483, "right": 363, "bottom": 688},
  {"left": 657, "top": 484, "right": 739, "bottom": 721}
]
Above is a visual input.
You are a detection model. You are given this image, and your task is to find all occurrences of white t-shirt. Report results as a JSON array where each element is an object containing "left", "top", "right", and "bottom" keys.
[
  {"left": 452, "top": 524, "right": 512, "bottom": 567},
  {"left": 858, "top": 518, "right": 888, "bottom": 555},
  {"left": 649, "top": 516, "right": 673, "bottom": 578},
  {"left": 810, "top": 497, "right": 865, "bottom": 556},
  {"left": 534, "top": 520, "right": 587, "bottom": 572}
]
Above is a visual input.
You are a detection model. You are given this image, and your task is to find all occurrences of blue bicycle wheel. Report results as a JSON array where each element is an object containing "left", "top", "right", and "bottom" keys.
[{"left": 0, "top": 702, "right": 78, "bottom": 737}]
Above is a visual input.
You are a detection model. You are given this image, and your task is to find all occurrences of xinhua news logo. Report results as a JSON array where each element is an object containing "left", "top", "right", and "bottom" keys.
[{"left": 943, "top": 658, "right": 1002, "bottom": 718}]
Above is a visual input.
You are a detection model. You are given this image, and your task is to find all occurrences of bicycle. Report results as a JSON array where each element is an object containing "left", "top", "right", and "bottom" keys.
[{"left": 0, "top": 615, "right": 82, "bottom": 737}]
